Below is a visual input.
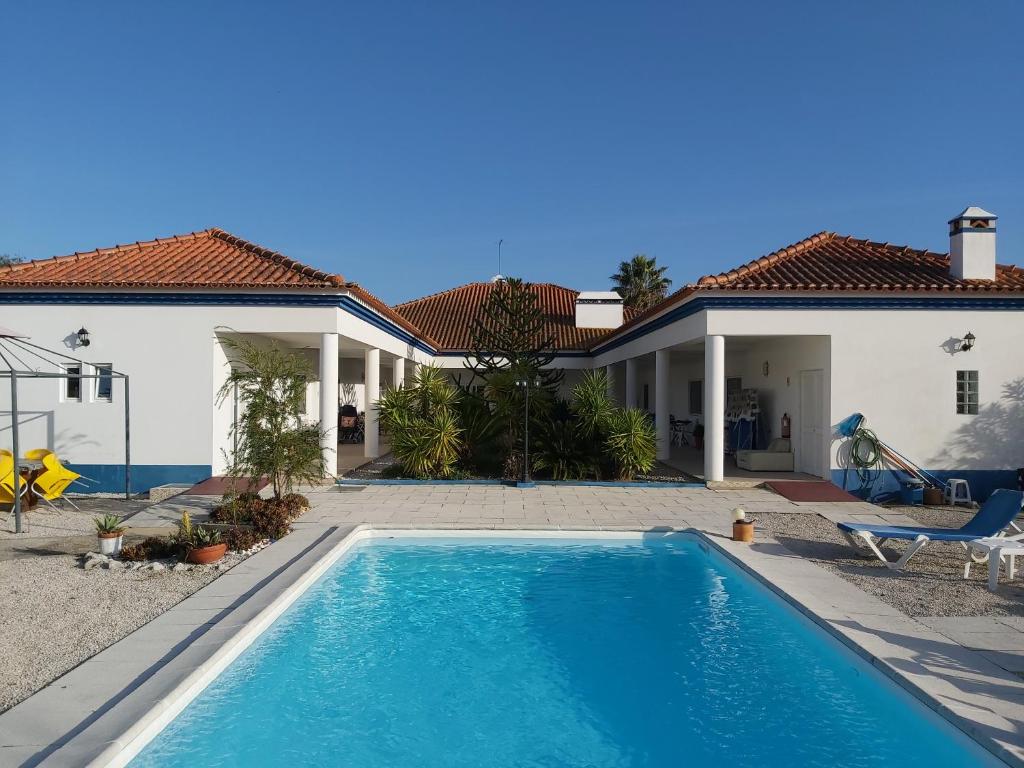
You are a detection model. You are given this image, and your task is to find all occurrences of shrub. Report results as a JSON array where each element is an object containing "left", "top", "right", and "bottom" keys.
[
  {"left": 605, "top": 408, "right": 657, "bottom": 480},
  {"left": 217, "top": 338, "right": 327, "bottom": 498},
  {"left": 532, "top": 415, "right": 596, "bottom": 480},
  {"left": 572, "top": 370, "right": 614, "bottom": 439},
  {"left": 120, "top": 536, "right": 176, "bottom": 562},
  {"left": 211, "top": 494, "right": 268, "bottom": 524},
  {"left": 281, "top": 493, "right": 309, "bottom": 513},
  {"left": 377, "top": 365, "right": 464, "bottom": 478},
  {"left": 224, "top": 526, "right": 264, "bottom": 552},
  {"left": 249, "top": 500, "right": 293, "bottom": 540}
]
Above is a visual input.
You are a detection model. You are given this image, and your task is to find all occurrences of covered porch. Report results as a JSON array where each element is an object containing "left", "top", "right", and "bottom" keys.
[
  {"left": 214, "top": 330, "right": 417, "bottom": 479},
  {"left": 604, "top": 333, "right": 831, "bottom": 484}
]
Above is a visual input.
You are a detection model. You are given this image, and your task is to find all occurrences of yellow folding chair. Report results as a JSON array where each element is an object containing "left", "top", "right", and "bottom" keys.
[{"left": 32, "top": 452, "right": 83, "bottom": 511}]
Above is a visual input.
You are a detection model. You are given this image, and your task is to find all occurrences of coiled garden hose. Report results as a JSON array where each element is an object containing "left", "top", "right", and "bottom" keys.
[{"left": 849, "top": 427, "right": 883, "bottom": 488}]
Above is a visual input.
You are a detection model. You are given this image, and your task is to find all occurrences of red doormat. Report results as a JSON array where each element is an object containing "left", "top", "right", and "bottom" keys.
[
  {"left": 186, "top": 476, "right": 269, "bottom": 496},
  {"left": 766, "top": 481, "right": 861, "bottom": 502}
]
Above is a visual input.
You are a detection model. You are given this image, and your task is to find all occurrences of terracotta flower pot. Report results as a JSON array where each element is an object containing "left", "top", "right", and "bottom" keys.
[
  {"left": 732, "top": 521, "right": 754, "bottom": 543},
  {"left": 186, "top": 543, "right": 228, "bottom": 565}
]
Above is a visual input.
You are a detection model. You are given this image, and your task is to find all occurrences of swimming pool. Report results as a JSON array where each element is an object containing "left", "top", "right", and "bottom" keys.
[{"left": 131, "top": 534, "right": 1000, "bottom": 767}]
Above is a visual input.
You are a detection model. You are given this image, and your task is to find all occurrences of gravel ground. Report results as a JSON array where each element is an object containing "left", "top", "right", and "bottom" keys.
[
  {"left": 0, "top": 551, "right": 247, "bottom": 713},
  {"left": 0, "top": 498, "right": 149, "bottom": 539},
  {"left": 758, "top": 505, "right": 1024, "bottom": 618}
]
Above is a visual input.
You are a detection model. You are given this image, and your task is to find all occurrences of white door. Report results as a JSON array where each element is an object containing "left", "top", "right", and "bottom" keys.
[{"left": 798, "top": 369, "right": 825, "bottom": 477}]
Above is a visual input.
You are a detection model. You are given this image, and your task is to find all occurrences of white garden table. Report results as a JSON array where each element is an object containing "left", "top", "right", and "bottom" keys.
[{"left": 966, "top": 537, "right": 1024, "bottom": 591}]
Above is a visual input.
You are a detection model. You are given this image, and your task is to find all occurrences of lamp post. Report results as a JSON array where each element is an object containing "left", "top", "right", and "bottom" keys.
[{"left": 516, "top": 375, "right": 539, "bottom": 485}]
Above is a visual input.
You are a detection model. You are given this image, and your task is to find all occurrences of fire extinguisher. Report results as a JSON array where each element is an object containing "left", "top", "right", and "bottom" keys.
[{"left": 781, "top": 413, "right": 791, "bottom": 439}]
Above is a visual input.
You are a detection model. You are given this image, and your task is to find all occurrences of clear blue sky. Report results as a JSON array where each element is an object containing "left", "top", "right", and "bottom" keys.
[{"left": 3, "top": 1, "right": 1022, "bottom": 304}]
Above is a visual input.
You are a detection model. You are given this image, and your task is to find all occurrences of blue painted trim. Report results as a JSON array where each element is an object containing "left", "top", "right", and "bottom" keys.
[
  {"left": 594, "top": 295, "right": 1024, "bottom": 354},
  {"left": 0, "top": 290, "right": 436, "bottom": 355},
  {"left": 829, "top": 467, "right": 1017, "bottom": 503},
  {"left": 337, "top": 295, "right": 435, "bottom": 354},
  {"left": 337, "top": 478, "right": 505, "bottom": 486},
  {"left": 66, "top": 464, "right": 211, "bottom": 494},
  {"left": 336, "top": 477, "right": 702, "bottom": 488},
  {"left": 534, "top": 479, "right": 703, "bottom": 488}
]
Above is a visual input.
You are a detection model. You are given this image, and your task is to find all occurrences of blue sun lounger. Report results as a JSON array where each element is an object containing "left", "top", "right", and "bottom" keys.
[{"left": 837, "top": 488, "right": 1024, "bottom": 571}]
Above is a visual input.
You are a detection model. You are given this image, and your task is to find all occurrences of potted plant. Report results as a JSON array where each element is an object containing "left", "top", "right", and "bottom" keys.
[
  {"left": 175, "top": 511, "right": 228, "bottom": 565},
  {"left": 94, "top": 514, "right": 125, "bottom": 556}
]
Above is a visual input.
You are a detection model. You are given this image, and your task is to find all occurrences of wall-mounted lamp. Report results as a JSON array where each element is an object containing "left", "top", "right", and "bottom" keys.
[
  {"left": 762, "top": 361, "right": 770, "bottom": 377},
  {"left": 961, "top": 331, "right": 975, "bottom": 352},
  {"left": 77, "top": 327, "right": 91, "bottom": 347}
]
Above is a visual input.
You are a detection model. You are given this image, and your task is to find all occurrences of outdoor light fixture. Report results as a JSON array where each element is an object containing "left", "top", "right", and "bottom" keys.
[
  {"left": 961, "top": 331, "right": 976, "bottom": 352},
  {"left": 516, "top": 376, "right": 541, "bottom": 485},
  {"left": 762, "top": 361, "right": 770, "bottom": 377},
  {"left": 76, "top": 327, "right": 91, "bottom": 347}
]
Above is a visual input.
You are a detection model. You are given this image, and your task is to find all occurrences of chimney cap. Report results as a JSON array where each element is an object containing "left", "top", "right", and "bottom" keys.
[{"left": 949, "top": 206, "right": 997, "bottom": 224}]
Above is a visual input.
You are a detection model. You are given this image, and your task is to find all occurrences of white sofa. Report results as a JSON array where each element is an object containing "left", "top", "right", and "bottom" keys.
[{"left": 735, "top": 438, "right": 794, "bottom": 472}]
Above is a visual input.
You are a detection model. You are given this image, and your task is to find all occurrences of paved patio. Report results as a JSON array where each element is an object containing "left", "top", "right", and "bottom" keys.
[{"left": 3, "top": 484, "right": 1023, "bottom": 766}]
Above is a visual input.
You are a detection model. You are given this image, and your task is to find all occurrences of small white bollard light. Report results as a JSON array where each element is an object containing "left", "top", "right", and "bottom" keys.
[{"left": 732, "top": 506, "right": 754, "bottom": 543}]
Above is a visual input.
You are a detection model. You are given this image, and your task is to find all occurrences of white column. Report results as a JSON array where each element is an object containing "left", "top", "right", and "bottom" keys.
[
  {"left": 625, "top": 358, "right": 638, "bottom": 409},
  {"left": 364, "top": 348, "right": 380, "bottom": 458},
  {"left": 655, "top": 349, "right": 670, "bottom": 461},
  {"left": 604, "top": 364, "right": 615, "bottom": 400},
  {"left": 704, "top": 335, "right": 725, "bottom": 482},
  {"left": 319, "top": 333, "right": 339, "bottom": 476},
  {"left": 392, "top": 357, "right": 405, "bottom": 390}
]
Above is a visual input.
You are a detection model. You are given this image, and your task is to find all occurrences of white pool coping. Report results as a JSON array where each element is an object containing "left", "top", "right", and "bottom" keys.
[{"left": 2, "top": 525, "right": 1022, "bottom": 767}]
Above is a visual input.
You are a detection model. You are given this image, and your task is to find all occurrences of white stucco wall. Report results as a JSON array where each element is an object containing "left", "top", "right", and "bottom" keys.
[{"left": 0, "top": 291, "right": 432, "bottom": 490}]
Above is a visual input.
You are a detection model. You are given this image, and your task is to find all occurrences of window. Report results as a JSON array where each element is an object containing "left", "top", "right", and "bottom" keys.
[
  {"left": 727, "top": 377, "right": 742, "bottom": 398},
  {"left": 64, "top": 364, "right": 82, "bottom": 401},
  {"left": 95, "top": 364, "right": 113, "bottom": 401},
  {"left": 689, "top": 380, "right": 703, "bottom": 414},
  {"left": 956, "top": 370, "right": 979, "bottom": 415}
]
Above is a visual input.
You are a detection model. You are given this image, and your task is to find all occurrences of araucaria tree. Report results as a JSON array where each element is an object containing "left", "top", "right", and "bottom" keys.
[
  {"left": 610, "top": 254, "right": 671, "bottom": 311},
  {"left": 217, "top": 338, "right": 326, "bottom": 498},
  {"left": 465, "top": 278, "right": 562, "bottom": 388},
  {"left": 464, "top": 278, "right": 563, "bottom": 477}
]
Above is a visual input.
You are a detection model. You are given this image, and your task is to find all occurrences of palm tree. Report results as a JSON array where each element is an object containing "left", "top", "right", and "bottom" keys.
[{"left": 610, "top": 254, "right": 671, "bottom": 311}]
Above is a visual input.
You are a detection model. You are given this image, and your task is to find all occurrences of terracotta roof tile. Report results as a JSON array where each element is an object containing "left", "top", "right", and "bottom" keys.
[
  {"left": 0, "top": 228, "right": 346, "bottom": 289},
  {"left": 593, "top": 231, "right": 1024, "bottom": 349},
  {"left": 394, "top": 282, "right": 628, "bottom": 353},
  {"left": 694, "top": 231, "right": 1024, "bottom": 292}
]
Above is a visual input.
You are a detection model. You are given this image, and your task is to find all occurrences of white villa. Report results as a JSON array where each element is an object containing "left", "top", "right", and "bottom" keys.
[{"left": 1, "top": 207, "right": 1022, "bottom": 499}]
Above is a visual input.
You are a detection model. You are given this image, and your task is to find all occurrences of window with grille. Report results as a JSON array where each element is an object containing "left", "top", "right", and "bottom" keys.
[{"left": 956, "top": 370, "right": 978, "bottom": 415}]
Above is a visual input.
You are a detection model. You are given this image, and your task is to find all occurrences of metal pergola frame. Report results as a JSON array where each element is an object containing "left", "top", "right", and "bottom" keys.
[{"left": 0, "top": 334, "right": 130, "bottom": 534}]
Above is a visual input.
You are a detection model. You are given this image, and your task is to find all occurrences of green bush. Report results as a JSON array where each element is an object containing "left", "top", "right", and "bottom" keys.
[
  {"left": 377, "top": 364, "right": 464, "bottom": 478},
  {"left": 604, "top": 408, "right": 657, "bottom": 480},
  {"left": 217, "top": 338, "right": 327, "bottom": 498},
  {"left": 532, "top": 419, "right": 595, "bottom": 480}
]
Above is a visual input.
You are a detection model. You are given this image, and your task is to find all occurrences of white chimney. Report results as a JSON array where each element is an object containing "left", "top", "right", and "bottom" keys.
[
  {"left": 949, "top": 206, "right": 997, "bottom": 280},
  {"left": 575, "top": 291, "right": 623, "bottom": 328}
]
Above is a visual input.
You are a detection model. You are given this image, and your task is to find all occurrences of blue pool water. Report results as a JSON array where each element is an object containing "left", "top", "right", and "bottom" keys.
[{"left": 132, "top": 536, "right": 999, "bottom": 767}]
